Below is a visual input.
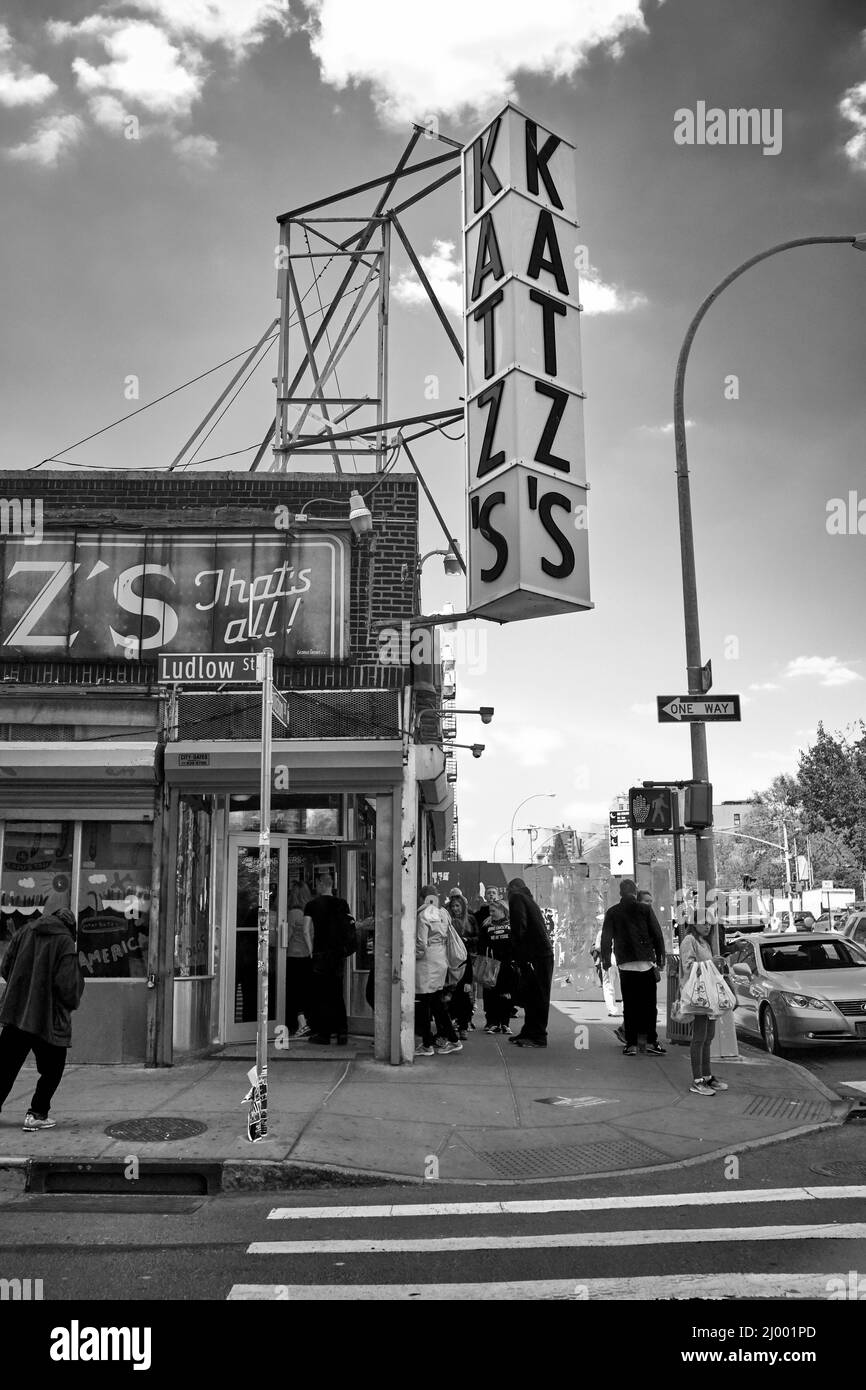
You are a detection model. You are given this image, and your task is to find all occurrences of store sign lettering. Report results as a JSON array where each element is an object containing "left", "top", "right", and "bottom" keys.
[
  {"left": 462, "top": 104, "right": 592, "bottom": 622},
  {"left": 0, "top": 531, "right": 349, "bottom": 662}
]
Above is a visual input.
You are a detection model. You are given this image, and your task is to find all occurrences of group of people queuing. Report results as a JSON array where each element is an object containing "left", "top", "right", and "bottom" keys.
[
  {"left": 414, "top": 878, "right": 555, "bottom": 1055},
  {"left": 598, "top": 878, "right": 732, "bottom": 1098}
]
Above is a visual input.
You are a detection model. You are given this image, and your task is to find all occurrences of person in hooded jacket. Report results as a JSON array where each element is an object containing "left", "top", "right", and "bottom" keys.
[
  {"left": 506, "top": 878, "right": 555, "bottom": 1047},
  {"left": 0, "top": 908, "right": 84, "bottom": 1131},
  {"left": 444, "top": 888, "right": 475, "bottom": 1038},
  {"left": 600, "top": 879, "right": 666, "bottom": 1057}
]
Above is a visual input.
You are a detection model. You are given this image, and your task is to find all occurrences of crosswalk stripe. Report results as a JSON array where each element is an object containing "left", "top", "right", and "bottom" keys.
[
  {"left": 228, "top": 1271, "right": 851, "bottom": 1300},
  {"left": 267, "top": 1185, "right": 866, "bottom": 1220},
  {"left": 248, "top": 1222, "right": 866, "bottom": 1254}
]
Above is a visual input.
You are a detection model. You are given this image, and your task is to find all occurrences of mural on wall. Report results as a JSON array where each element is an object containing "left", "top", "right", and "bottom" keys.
[{"left": 0, "top": 530, "right": 350, "bottom": 662}]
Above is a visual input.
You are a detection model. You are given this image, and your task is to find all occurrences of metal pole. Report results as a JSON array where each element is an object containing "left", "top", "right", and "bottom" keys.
[
  {"left": 377, "top": 218, "right": 391, "bottom": 473},
  {"left": 255, "top": 648, "right": 274, "bottom": 1137},
  {"left": 673, "top": 235, "right": 860, "bottom": 952}
]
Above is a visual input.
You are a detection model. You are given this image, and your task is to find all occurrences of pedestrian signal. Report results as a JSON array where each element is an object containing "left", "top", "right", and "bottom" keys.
[
  {"left": 684, "top": 781, "right": 713, "bottom": 829},
  {"left": 628, "top": 786, "right": 673, "bottom": 835}
]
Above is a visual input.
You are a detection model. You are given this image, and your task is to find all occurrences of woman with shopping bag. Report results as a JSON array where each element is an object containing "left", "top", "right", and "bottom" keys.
[{"left": 677, "top": 917, "right": 736, "bottom": 1097}]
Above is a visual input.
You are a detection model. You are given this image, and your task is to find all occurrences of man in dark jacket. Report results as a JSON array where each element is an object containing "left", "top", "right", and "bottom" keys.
[
  {"left": 0, "top": 908, "right": 85, "bottom": 1130},
  {"left": 506, "top": 878, "right": 554, "bottom": 1047},
  {"left": 304, "top": 874, "right": 356, "bottom": 1045},
  {"left": 601, "top": 880, "right": 666, "bottom": 1057}
]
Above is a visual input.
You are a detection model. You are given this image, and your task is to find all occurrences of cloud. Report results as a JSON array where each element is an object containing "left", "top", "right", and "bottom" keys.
[
  {"left": 580, "top": 264, "right": 648, "bottom": 315},
  {"left": 640, "top": 418, "right": 696, "bottom": 435},
  {"left": 486, "top": 724, "right": 563, "bottom": 767},
  {"left": 392, "top": 238, "right": 463, "bottom": 317},
  {"left": 127, "top": 1, "right": 288, "bottom": 52},
  {"left": 839, "top": 77, "right": 866, "bottom": 171},
  {"left": 52, "top": 18, "right": 205, "bottom": 118},
  {"left": 783, "top": 655, "right": 862, "bottom": 687},
  {"left": 0, "top": 23, "right": 57, "bottom": 107},
  {"left": 172, "top": 131, "right": 219, "bottom": 166},
  {"left": 301, "top": 0, "right": 652, "bottom": 126},
  {"left": 749, "top": 681, "right": 780, "bottom": 691},
  {"left": 7, "top": 112, "right": 84, "bottom": 166}
]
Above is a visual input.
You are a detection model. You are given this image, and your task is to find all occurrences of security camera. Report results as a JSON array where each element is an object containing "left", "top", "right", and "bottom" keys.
[
  {"left": 471, "top": 744, "right": 485, "bottom": 759},
  {"left": 479, "top": 706, "right": 494, "bottom": 724}
]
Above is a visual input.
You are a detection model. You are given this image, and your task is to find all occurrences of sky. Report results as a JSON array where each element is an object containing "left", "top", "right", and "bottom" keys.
[{"left": 1, "top": 0, "right": 865, "bottom": 861}]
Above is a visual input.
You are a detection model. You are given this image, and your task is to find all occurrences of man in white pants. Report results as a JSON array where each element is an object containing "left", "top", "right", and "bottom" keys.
[{"left": 594, "top": 925, "right": 621, "bottom": 1016}]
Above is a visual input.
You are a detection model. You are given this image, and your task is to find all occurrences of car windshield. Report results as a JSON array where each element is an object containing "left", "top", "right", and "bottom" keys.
[{"left": 759, "top": 940, "right": 866, "bottom": 972}]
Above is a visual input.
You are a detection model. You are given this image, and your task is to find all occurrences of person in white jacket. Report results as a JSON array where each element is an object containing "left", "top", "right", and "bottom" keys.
[
  {"left": 414, "top": 886, "right": 462, "bottom": 1057},
  {"left": 594, "top": 924, "right": 621, "bottom": 1017}
]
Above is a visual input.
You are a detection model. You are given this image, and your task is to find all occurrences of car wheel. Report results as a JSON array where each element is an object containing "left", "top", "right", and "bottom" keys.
[{"left": 760, "top": 1004, "right": 785, "bottom": 1056}]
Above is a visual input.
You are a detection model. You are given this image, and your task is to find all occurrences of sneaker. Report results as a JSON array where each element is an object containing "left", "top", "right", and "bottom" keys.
[
  {"left": 645, "top": 1042, "right": 667, "bottom": 1056},
  {"left": 690, "top": 1081, "right": 715, "bottom": 1097},
  {"left": 512, "top": 1037, "right": 547, "bottom": 1048},
  {"left": 622, "top": 1045, "right": 637, "bottom": 1056},
  {"left": 23, "top": 1112, "right": 56, "bottom": 1131},
  {"left": 705, "top": 1075, "right": 729, "bottom": 1091},
  {"left": 484, "top": 1024, "right": 499, "bottom": 1034},
  {"left": 437, "top": 1040, "right": 463, "bottom": 1054},
  {"left": 414, "top": 1044, "right": 434, "bottom": 1056},
  {"left": 613, "top": 1025, "right": 626, "bottom": 1044}
]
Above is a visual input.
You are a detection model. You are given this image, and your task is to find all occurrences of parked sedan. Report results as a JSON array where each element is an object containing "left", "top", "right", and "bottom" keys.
[
  {"left": 840, "top": 910, "right": 866, "bottom": 952},
  {"left": 727, "top": 931, "right": 866, "bottom": 1055}
]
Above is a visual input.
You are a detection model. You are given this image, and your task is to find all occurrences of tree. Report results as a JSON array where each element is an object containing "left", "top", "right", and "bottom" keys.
[{"left": 797, "top": 722, "right": 866, "bottom": 868}]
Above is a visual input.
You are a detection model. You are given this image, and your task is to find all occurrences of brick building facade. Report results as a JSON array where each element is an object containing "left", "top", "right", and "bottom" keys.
[{"left": 0, "top": 471, "right": 451, "bottom": 1065}]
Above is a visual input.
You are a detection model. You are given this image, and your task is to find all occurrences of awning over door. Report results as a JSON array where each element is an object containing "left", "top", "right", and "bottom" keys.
[
  {"left": 164, "top": 739, "right": 404, "bottom": 791},
  {"left": 0, "top": 742, "right": 158, "bottom": 815}
]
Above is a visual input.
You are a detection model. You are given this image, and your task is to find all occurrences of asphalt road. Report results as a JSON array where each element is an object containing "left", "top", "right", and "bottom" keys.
[{"left": 1, "top": 1122, "right": 864, "bottom": 1303}]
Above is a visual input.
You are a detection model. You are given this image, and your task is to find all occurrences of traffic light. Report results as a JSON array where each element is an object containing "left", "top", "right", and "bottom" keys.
[
  {"left": 628, "top": 786, "right": 673, "bottom": 835},
  {"left": 684, "top": 781, "right": 713, "bottom": 829}
]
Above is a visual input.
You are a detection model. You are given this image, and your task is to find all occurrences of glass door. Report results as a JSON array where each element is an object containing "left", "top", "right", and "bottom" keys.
[{"left": 224, "top": 835, "right": 288, "bottom": 1044}]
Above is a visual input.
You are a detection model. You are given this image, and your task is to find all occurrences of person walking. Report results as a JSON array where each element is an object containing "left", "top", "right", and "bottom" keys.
[
  {"left": 415, "top": 886, "right": 462, "bottom": 1057},
  {"left": 600, "top": 879, "right": 666, "bottom": 1057},
  {"left": 304, "top": 873, "right": 356, "bottom": 1045},
  {"left": 285, "top": 880, "right": 313, "bottom": 1037},
  {"left": 506, "top": 877, "right": 554, "bottom": 1048},
  {"left": 0, "top": 907, "right": 84, "bottom": 1131},
  {"left": 445, "top": 888, "right": 475, "bottom": 1039},
  {"left": 679, "top": 917, "right": 731, "bottom": 1097},
  {"left": 594, "top": 923, "right": 621, "bottom": 1017}
]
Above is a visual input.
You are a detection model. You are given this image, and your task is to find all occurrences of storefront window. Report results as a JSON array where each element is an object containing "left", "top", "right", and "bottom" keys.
[
  {"left": 228, "top": 794, "right": 343, "bottom": 836},
  {"left": 0, "top": 821, "right": 73, "bottom": 966},
  {"left": 175, "top": 798, "right": 212, "bottom": 977},
  {"left": 77, "top": 822, "right": 153, "bottom": 979}
]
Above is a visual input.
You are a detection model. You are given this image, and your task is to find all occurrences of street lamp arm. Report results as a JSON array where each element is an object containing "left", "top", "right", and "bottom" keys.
[
  {"left": 715, "top": 827, "right": 785, "bottom": 853},
  {"left": 674, "top": 236, "right": 861, "bottom": 459}
]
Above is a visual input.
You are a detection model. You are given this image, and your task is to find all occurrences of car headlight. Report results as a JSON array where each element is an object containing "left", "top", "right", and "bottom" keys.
[{"left": 783, "top": 993, "right": 833, "bottom": 1011}]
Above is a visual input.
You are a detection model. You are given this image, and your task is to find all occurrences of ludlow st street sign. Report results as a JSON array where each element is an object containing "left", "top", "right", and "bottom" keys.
[{"left": 462, "top": 103, "right": 592, "bottom": 621}]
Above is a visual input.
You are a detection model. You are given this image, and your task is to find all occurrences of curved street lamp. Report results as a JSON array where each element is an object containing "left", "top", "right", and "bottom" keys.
[
  {"left": 510, "top": 793, "right": 556, "bottom": 861},
  {"left": 674, "top": 234, "right": 865, "bottom": 905}
]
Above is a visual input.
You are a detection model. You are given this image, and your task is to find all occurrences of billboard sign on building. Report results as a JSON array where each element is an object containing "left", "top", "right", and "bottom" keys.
[
  {"left": 462, "top": 103, "right": 592, "bottom": 621},
  {"left": 0, "top": 530, "right": 349, "bottom": 663}
]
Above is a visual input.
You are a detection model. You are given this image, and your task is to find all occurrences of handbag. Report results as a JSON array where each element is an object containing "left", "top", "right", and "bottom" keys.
[
  {"left": 471, "top": 950, "right": 500, "bottom": 989},
  {"left": 445, "top": 921, "right": 468, "bottom": 971}
]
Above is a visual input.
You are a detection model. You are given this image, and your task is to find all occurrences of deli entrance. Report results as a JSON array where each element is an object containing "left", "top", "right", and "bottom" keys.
[{"left": 223, "top": 817, "right": 376, "bottom": 1045}]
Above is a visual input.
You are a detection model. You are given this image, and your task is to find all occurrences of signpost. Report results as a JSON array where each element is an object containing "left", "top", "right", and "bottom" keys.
[
  {"left": 657, "top": 695, "right": 741, "bottom": 723},
  {"left": 159, "top": 647, "right": 278, "bottom": 1140},
  {"left": 608, "top": 809, "right": 635, "bottom": 877},
  {"left": 462, "top": 103, "right": 592, "bottom": 621}
]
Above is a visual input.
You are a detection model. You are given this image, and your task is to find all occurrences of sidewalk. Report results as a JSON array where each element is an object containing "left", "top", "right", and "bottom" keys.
[{"left": 0, "top": 984, "right": 849, "bottom": 1190}]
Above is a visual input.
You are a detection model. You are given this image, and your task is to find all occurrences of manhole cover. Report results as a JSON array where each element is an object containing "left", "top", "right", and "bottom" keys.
[
  {"left": 104, "top": 1118, "right": 208, "bottom": 1143},
  {"left": 743, "top": 1095, "right": 828, "bottom": 1123},
  {"left": 810, "top": 1160, "right": 866, "bottom": 1178},
  {"left": 474, "top": 1138, "right": 668, "bottom": 1178}
]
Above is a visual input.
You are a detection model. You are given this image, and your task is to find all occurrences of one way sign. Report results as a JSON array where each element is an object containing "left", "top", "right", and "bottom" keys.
[{"left": 657, "top": 696, "right": 741, "bottom": 723}]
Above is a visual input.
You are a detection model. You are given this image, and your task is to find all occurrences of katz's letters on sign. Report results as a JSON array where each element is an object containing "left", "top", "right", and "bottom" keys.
[{"left": 462, "top": 103, "right": 592, "bottom": 621}]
